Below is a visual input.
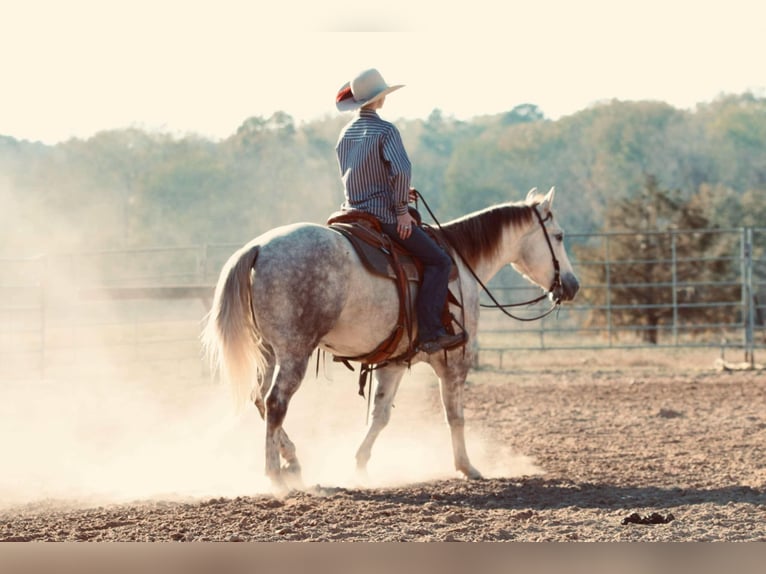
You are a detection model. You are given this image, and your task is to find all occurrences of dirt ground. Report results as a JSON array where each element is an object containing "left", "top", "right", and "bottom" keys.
[{"left": 1, "top": 349, "right": 764, "bottom": 542}]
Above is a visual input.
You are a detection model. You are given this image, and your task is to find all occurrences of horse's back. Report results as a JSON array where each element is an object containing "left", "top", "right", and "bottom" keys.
[
  {"left": 255, "top": 222, "right": 345, "bottom": 263},
  {"left": 251, "top": 222, "right": 400, "bottom": 357}
]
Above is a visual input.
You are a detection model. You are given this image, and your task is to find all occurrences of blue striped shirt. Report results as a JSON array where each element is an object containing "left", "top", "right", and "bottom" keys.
[{"left": 335, "top": 109, "right": 412, "bottom": 224}]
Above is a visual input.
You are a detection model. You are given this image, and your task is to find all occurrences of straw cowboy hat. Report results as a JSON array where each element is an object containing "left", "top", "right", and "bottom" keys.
[{"left": 335, "top": 68, "right": 404, "bottom": 112}]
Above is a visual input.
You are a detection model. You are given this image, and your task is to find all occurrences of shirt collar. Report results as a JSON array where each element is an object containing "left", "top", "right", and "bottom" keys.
[{"left": 358, "top": 108, "right": 379, "bottom": 118}]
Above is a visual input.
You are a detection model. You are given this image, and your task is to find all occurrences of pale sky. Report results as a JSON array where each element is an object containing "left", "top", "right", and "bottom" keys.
[{"left": 1, "top": 0, "right": 763, "bottom": 144}]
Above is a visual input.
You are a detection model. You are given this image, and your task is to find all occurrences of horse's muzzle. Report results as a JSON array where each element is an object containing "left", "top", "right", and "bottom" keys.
[{"left": 551, "top": 271, "right": 579, "bottom": 302}]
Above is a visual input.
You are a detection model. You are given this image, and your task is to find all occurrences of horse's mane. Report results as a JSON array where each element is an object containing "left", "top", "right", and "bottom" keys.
[{"left": 436, "top": 200, "right": 539, "bottom": 268}]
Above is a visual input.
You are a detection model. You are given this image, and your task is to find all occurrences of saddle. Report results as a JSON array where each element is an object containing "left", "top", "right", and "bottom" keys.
[
  {"left": 328, "top": 210, "right": 418, "bottom": 283},
  {"left": 326, "top": 209, "right": 462, "bottom": 378}
]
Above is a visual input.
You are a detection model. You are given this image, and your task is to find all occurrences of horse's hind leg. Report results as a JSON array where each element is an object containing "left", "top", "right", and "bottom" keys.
[
  {"left": 431, "top": 356, "right": 483, "bottom": 480},
  {"left": 250, "top": 348, "right": 299, "bottom": 476},
  {"left": 256, "top": 399, "right": 301, "bottom": 482},
  {"left": 251, "top": 346, "right": 275, "bottom": 418},
  {"left": 355, "top": 364, "right": 407, "bottom": 478},
  {"left": 264, "top": 354, "right": 309, "bottom": 494}
]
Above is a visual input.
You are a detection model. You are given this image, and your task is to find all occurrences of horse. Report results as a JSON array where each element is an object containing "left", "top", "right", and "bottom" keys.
[{"left": 202, "top": 186, "right": 579, "bottom": 494}]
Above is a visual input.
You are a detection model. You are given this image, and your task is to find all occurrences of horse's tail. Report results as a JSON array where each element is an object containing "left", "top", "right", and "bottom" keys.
[{"left": 202, "top": 242, "right": 268, "bottom": 410}]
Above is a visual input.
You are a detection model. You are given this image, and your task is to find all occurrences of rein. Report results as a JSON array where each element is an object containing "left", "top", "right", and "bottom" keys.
[{"left": 414, "top": 191, "right": 561, "bottom": 322}]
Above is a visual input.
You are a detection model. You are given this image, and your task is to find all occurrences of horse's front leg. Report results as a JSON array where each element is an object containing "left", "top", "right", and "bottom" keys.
[
  {"left": 264, "top": 356, "right": 308, "bottom": 495},
  {"left": 355, "top": 364, "right": 407, "bottom": 478},
  {"left": 433, "top": 357, "right": 483, "bottom": 480}
]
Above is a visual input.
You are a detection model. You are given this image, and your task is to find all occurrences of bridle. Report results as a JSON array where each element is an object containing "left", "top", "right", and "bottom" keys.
[
  {"left": 416, "top": 192, "right": 563, "bottom": 322},
  {"left": 530, "top": 206, "right": 563, "bottom": 299}
]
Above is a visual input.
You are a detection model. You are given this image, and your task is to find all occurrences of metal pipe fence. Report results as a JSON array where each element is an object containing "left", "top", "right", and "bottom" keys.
[
  {"left": 478, "top": 227, "right": 765, "bottom": 367},
  {"left": 1, "top": 227, "right": 764, "bottom": 380}
]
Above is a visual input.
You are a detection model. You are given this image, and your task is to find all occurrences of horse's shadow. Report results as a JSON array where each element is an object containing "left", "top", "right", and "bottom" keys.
[{"left": 337, "top": 477, "right": 765, "bottom": 511}]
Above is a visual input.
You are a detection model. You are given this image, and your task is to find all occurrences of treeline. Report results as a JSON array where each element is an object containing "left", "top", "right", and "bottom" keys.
[{"left": 1, "top": 93, "right": 765, "bottom": 256}]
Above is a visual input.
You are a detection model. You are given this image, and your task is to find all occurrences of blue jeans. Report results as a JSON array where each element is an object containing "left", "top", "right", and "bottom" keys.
[{"left": 380, "top": 222, "right": 452, "bottom": 342}]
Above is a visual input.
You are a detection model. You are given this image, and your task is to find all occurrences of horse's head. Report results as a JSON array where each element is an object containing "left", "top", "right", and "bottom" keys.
[{"left": 512, "top": 187, "right": 579, "bottom": 303}]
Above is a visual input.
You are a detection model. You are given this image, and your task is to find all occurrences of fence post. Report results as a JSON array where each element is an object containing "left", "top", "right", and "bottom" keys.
[
  {"left": 604, "top": 234, "right": 613, "bottom": 347},
  {"left": 671, "top": 232, "right": 678, "bottom": 345},
  {"left": 743, "top": 227, "right": 755, "bottom": 366},
  {"left": 197, "top": 243, "right": 207, "bottom": 283}
]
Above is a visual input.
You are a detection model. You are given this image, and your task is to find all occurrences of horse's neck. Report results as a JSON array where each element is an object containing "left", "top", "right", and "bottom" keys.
[{"left": 472, "top": 223, "right": 524, "bottom": 283}]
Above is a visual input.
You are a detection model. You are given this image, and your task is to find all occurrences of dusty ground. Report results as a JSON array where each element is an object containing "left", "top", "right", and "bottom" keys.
[{"left": 1, "top": 349, "right": 764, "bottom": 542}]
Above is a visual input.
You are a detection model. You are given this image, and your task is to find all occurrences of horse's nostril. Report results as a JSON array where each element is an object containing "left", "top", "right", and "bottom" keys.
[{"left": 562, "top": 273, "right": 580, "bottom": 300}]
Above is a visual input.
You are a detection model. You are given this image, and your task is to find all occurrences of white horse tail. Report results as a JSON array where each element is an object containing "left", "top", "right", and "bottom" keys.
[{"left": 202, "top": 242, "right": 268, "bottom": 410}]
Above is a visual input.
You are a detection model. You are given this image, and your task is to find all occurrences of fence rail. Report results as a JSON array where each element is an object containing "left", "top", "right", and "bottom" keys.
[{"left": 1, "top": 227, "right": 764, "bottom": 380}]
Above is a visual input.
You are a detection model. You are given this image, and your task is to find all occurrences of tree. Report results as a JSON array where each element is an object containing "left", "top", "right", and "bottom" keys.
[
  {"left": 694, "top": 93, "right": 766, "bottom": 191},
  {"left": 576, "top": 175, "right": 736, "bottom": 344},
  {"left": 405, "top": 110, "right": 482, "bottom": 216},
  {"left": 501, "top": 103, "right": 545, "bottom": 125}
]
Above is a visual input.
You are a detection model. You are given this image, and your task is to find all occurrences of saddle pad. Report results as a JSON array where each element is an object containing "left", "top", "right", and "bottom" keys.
[{"left": 330, "top": 223, "right": 421, "bottom": 282}]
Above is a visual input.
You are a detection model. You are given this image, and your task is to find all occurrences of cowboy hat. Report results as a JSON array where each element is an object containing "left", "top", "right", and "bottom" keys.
[{"left": 335, "top": 68, "right": 404, "bottom": 112}]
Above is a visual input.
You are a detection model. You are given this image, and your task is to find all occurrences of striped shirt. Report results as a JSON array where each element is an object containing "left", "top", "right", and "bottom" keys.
[{"left": 335, "top": 109, "right": 412, "bottom": 224}]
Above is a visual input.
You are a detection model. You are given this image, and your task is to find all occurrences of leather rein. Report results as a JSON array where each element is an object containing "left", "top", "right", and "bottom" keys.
[{"left": 415, "top": 191, "right": 562, "bottom": 322}]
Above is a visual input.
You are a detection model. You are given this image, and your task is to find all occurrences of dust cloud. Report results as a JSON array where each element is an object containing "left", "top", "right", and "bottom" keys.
[
  {"left": 0, "top": 356, "right": 541, "bottom": 508},
  {"left": 0, "top": 369, "right": 265, "bottom": 507}
]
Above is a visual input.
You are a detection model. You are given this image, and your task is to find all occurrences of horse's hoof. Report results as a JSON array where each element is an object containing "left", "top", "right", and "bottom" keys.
[
  {"left": 354, "top": 466, "right": 370, "bottom": 487},
  {"left": 462, "top": 467, "right": 484, "bottom": 480},
  {"left": 269, "top": 478, "right": 291, "bottom": 499},
  {"left": 282, "top": 462, "right": 304, "bottom": 491}
]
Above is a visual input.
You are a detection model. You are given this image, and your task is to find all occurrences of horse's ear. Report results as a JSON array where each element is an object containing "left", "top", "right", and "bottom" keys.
[
  {"left": 525, "top": 187, "right": 538, "bottom": 203},
  {"left": 539, "top": 186, "right": 556, "bottom": 215}
]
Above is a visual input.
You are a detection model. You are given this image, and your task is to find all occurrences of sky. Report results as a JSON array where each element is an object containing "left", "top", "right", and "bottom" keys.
[{"left": 1, "top": 0, "right": 763, "bottom": 144}]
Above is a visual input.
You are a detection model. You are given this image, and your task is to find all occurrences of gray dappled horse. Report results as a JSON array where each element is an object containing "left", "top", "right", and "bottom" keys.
[{"left": 203, "top": 187, "right": 579, "bottom": 494}]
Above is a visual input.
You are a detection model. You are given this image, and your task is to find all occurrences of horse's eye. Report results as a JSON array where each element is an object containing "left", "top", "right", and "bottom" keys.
[{"left": 554, "top": 233, "right": 564, "bottom": 242}]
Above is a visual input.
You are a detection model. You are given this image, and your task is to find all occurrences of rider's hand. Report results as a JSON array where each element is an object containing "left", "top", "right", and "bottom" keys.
[
  {"left": 408, "top": 187, "right": 418, "bottom": 203},
  {"left": 396, "top": 212, "right": 417, "bottom": 240}
]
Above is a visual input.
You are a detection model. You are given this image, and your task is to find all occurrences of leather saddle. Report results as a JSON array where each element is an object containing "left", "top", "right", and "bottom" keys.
[
  {"left": 327, "top": 209, "right": 457, "bottom": 284},
  {"left": 326, "top": 209, "right": 461, "bottom": 377}
]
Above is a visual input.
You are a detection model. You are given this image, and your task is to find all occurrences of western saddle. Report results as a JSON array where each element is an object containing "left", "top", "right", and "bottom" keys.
[{"left": 326, "top": 209, "right": 463, "bottom": 395}]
